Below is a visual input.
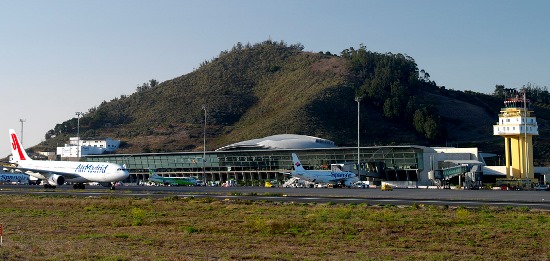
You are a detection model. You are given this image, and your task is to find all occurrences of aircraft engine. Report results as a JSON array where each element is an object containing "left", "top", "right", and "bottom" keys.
[
  {"left": 47, "top": 174, "right": 65, "bottom": 186},
  {"left": 343, "top": 179, "right": 355, "bottom": 187}
]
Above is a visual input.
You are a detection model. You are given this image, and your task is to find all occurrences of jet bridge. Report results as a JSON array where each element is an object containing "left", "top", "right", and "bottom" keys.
[{"left": 429, "top": 160, "right": 483, "bottom": 189}]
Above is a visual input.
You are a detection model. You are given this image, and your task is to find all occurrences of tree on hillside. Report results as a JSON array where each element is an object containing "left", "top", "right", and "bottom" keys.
[
  {"left": 136, "top": 79, "right": 158, "bottom": 93},
  {"left": 493, "top": 85, "right": 506, "bottom": 98},
  {"left": 413, "top": 107, "right": 445, "bottom": 141},
  {"left": 341, "top": 45, "right": 446, "bottom": 143},
  {"left": 523, "top": 82, "right": 550, "bottom": 103}
]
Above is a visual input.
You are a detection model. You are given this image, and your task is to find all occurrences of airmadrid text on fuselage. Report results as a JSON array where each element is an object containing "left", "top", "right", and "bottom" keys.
[{"left": 75, "top": 164, "right": 109, "bottom": 174}]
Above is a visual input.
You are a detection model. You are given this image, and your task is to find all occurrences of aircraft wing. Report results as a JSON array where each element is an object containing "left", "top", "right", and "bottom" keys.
[
  {"left": 330, "top": 176, "right": 359, "bottom": 186},
  {"left": 332, "top": 178, "right": 348, "bottom": 183},
  {"left": 148, "top": 178, "right": 162, "bottom": 183},
  {"left": 3, "top": 165, "right": 81, "bottom": 179},
  {"left": 1, "top": 162, "right": 16, "bottom": 170}
]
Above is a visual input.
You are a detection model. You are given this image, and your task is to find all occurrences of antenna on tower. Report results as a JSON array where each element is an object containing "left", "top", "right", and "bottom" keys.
[{"left": 19, "top": 119, "right": 26, "bottom": 148}]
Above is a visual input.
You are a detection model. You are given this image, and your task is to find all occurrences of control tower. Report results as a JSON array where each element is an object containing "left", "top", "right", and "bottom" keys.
[{"left": 493, "top": 94, "right": 538, "bottom": 179}]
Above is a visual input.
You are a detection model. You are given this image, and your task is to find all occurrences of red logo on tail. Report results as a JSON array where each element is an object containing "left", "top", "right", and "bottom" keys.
[{"left": 11, "top": 133, "right": 26, "bottom": 160}]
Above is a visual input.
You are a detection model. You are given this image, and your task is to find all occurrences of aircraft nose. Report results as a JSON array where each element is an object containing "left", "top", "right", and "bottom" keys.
[{"left": 118, "top": 170, "right": 130, "bottom": 180}]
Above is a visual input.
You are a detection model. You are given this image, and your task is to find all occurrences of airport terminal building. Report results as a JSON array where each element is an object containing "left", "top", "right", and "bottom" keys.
[{"left": 86, "top": 134, "right": 486, "bottom": 187}]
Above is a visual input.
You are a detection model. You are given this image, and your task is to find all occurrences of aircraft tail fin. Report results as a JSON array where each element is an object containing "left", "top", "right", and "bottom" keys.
[
  {"left": 9, "top": 129, "right": 31, "bottom": 162},
  {"left": 291, "top": 153, "right": 306, "bottom": 172},
  {"left": 148, "top": 168, "right": 161, "bottom": 178}
]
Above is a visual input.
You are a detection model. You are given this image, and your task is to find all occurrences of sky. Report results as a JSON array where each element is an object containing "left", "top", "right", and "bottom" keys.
[{"left": 1, "top": 0, "right": 549, "bottom": 157}]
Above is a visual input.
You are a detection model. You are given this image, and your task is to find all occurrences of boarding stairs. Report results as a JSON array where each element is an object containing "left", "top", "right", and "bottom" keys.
[
  {"left": 283, "top": 177, "right": 301, "bottom": 188},
  {"left": 282, "top": 177, "right": 315, "bottom": 188}
]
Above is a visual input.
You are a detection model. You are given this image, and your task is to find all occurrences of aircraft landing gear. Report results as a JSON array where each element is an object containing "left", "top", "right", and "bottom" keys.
[
  {"left": 73, "top": 183, "right": 85, "bottom": 189},
  {"left": 110, "top": 183, "right": 116, "bottom": 190}
]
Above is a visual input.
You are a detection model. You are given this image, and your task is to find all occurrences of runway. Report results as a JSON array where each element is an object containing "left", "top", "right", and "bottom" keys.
[{"left": 1, "top": 184, "right": 549, "bottom": 210}]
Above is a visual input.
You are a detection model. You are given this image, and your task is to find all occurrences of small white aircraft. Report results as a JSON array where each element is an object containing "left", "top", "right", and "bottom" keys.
[
  {"left": 291, "top": 153, "right": 359, "bottom": 187},
  {"left": 7, "top": 129, "right": 129, "bottom": 189}
]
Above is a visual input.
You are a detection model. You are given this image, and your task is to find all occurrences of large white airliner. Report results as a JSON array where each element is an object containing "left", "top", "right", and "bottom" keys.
[
  {"left": 7, "top": 129, "right": 129, "bottom": 189},
  {"left": 291, "top": 153, "right": 359, "bottom": 187}
]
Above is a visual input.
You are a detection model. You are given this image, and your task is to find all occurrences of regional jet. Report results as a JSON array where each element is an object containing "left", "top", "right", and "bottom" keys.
[
  {"left": 148, "top": 169, "right": 198, "bottom": 186},
  {"left": 7, "top": 129, "right": 129, "bottom": 189},
  {"left": 291, "top": 153, "right": 359, "bottom": 187},
  {"left": 0, "top": 172, "right": 29, "bottom": 184}
]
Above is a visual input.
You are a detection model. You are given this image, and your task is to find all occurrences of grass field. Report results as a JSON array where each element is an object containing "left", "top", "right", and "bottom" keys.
[{"left": 0, "top": 194, "right": 548, "bottom": 260}]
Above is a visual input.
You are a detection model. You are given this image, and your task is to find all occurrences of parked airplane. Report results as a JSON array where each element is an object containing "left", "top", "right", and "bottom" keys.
[
  {"left": 0, "top": 172, "right": 29, "bottom": 184},
  {"left": 7, "top": 129, "right": 129, "bottom": 189},
  {"left": 148, "top": 169, "right": 198, "bottom": 186},
  {"left": 291, "top": 153, "right": 359, "bottom": 187}
]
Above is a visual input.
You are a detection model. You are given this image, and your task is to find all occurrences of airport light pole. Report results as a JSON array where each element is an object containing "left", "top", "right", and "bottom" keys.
[
  {"left": 202, "top": 105, "right": 207, "bottom": 185},
  {"left": 355, "top": 96, "right": 361, "bottom": 174},
  {"left": 75, "top": 112, "right": 83, "bottom": 158},
  {"left": 19, "top": 119, "right": 26, "bottom": 148}
]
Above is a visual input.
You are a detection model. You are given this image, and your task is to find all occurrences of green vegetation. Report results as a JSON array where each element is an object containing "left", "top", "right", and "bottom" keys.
[
  {"left": 342, "top": 45, "right": 445, "bottom": 141},
  {"left": 27, "top": 40, "right": 550, "bottom": 165},
  {"left": 0, "top": 195, "right": 549, "bottom": 260}
]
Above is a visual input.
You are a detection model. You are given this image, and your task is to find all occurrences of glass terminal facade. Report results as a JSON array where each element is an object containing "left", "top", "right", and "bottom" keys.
[{"left": 86, "top": 146, "right": 425, "bottom": 185}]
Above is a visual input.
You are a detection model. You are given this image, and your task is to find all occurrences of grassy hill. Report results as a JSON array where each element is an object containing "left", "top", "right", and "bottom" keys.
[{"left": 32, "top": 41, "right": 550, "bottom": 165}]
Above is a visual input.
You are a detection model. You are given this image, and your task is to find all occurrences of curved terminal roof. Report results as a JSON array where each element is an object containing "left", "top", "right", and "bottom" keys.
[{"left": 215, "top": 134, "right": 337, "bottom": 151}]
